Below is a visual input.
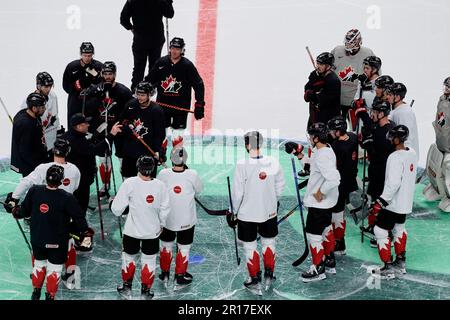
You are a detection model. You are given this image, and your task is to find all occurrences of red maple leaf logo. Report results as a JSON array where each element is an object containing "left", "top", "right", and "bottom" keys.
[
  {"left": 161, "top": 75, "right": 182, "bottom": 94},
  {"left": 338, "top": 66, "right": 355, "bottom": 81}
]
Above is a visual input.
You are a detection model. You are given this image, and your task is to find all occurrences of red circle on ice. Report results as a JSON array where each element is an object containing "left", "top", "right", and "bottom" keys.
[
  {"left": 40, "top": 204, "right": 49, "bottom": 214},
  {"left": 410, "top": 164, "right": 414, "bottom": 172},
  {"left": 174, "top": 186, "right": 182, "bottom": 194},
  {"left": 259, "top": 172, "right": 267, "bottom": 180},
  {"left": 63, "top": 178, "right": 70, "bottom": 186},
  {"left": 352, "top": 151, "right": 357, "bottom": 161},
  {"left": 146, "top": 195, "right": 154, "bottom": 203}
]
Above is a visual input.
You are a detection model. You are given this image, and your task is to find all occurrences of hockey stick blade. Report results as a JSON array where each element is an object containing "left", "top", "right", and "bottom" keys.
[
  {"left": 195, "top": 198, "right": 227, "bottom": 216},
  {"left": 292, "top": 247, "right": 309, "bottom": 267}
]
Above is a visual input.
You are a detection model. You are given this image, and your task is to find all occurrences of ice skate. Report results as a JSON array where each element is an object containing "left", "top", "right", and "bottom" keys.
[
  {"left": 117, "top": 281, "right": 133, "bottom": 300},
  {"left": 244, "top": 273, "right": 262, "bottom": 296},
  {"left": 263, "top": 268, "right": 276, "bottom": 291},
  {"left": 140, "top": 284, "right": 154, "bottom": 300},
  {"left": 173, "top": 272, "right": 193, "bottom": 291},
  {"left": 302, "top": 262, "right": 326, "bottom": 283},
  {"left": 324, "top": 253, "right": 336, "bottom": 274}
]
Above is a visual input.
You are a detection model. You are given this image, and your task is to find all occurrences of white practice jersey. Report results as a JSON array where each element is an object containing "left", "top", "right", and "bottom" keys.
[
  {"left": 354, "top": 78, "right": 376, "bottom": 112},
  {"left": 12, "top": 161, "right": 80, "bottom": 200},
  {"left": 232, "top": 155, "right": 285, "bottom": 223},
  {"left": 389, "top": 102, "right": 420, "bottom": 161},
  {"left": 21, "top": 90, "right": 60, "bottom": 151},
  {"left": 111, "top": 176, "right": 170, "bottom": 239},
  {"left": 432, "top": 95, "right": 450, "bottom": 153},
  {"left": 157, "top": 168, "right": 203, "bottom": 231},
  {"left": 304, "top": 146, "right": 340, "bottom": 209},
  {"left": 331, "top": 46, "right": 375, "bottom": 106},
  {"left": 381, "top": 148, "right": 417, "bottom": 214}
]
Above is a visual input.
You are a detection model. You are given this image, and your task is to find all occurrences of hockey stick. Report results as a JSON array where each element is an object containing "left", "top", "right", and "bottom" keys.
[
  {"left": 126, "top": 123, "right": 168, "bottom": 168},
  {"left": 305, "top": 46, "right": 316, "bottom": 69},
  {"left": 165, "top": 18, "right": 170, "bottom": 54},
  {"left": 195, "top": 197, "right": 227, "bottom": 216},
  {"left": 0, "top": 202, "right": 33, "bottom": 254},
  {"left": 410, "top": 99, "right": 415, "bottom": 108},
  {"left": 155, "top": 101, "right": 194, "bottom": 113},
  {"left": 94, "top": 168, "right": 105, "bottom": 240},
  {"left": 291, "top": 158, "right": 309, "bottom": 267},
  {"left": 0, "top": 97, "right": 13, "bottom": 123},
  {"left": 227, "top": 176, "right": 241, "bottom": 266}
]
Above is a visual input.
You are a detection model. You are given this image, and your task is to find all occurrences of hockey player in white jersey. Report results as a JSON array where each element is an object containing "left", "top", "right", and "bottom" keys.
[
  {"left": 110, "top": 155, "right": 170, "bottom": 300},
  {"left": 226, "top": 131, "right": 285, "bottom": 294},
  {"left": 156, "top": 147, "right": 203, "bottom": 289},
  {"left": 331, "top": 29, "right": 376, "bottom": 119},
  {"left": 20, "top": 72, "right": 62, "bottom": 152},
  {"left": 386, "top": 82, "right": 420, "bottom": 162},
  {"left": 300, "top": 123, "right": 340, "bottom": 282},
  {"left": 5, "top": 138, "right": 83, "bottom": 289},
  {"left": 372, "top": 125, "right": 417, "bottom": 279},
  {"left": 423, "top": 77, "right": 450, "bottom": 211}
]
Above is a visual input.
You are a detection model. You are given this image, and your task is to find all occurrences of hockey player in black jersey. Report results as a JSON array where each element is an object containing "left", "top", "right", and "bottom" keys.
[
  {"left": 327, "top": 116, "right": 358, "bottom": 255},
  {"left": 372, "top": 75, "right": 394, "bottom": 107},
  {"left": 145, "top": 37, "right": 205, "bottom": 148},
  {"left": 62, "top": 42, "right": 103, "bottom": 123},
  {"left": 354, "top": 101, "right": 396, "bottom": 242},
  {"left": 84, "top": 61, "right": 133, "bottom": 195},
  {"left": 8, "top": 165, "right": 93, "bottom": 300},
  {"left": 304, "top": 52, "right": 341, "bottom": 126},
  {"left": 119, "top": 82, "right": 166, "bottom": 178},
  {"left": 11, "top": 92, "right": 49, "bottom": 177}
]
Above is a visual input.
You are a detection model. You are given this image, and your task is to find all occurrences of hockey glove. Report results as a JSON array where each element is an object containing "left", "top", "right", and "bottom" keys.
[
  {"left": 226, "top": 211, "right": 238, "bottom": 229},
  {"left": 304, "top": 90, "right": 318, "bottom": 103},
  {"left": 56, "top": 126, "right": 66, "bottom": 137},
  {"left": 361, "top": 133, "right": 374, "bottom": 149},
  {"left": 368, "top": 198, "right": 388, "bottom": 226},
  {"left": 194, "top": 101, "right": 205, "bottom": 120},
  {"left": 74, "top": 80, "right": 82, "bottom": 92},
  {"left": 78, "top": 227, "right": 95, "bottom": 252},
  {"left": 357, "top": 73, "right": 368, "bottom": 83},
  {"left": 4, "top": 192, "right": 19, "bottom": 214},
  {"left": 284, "top": 142, "right": 304, "bottom": 156}
]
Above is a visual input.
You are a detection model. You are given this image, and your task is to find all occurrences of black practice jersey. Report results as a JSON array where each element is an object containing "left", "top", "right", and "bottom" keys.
[
  {"left": 16, "top": 185, "right": 88, "bottom": 248},
  {"left": 331, "top": 132, "right": 359, "bottom": 194}
]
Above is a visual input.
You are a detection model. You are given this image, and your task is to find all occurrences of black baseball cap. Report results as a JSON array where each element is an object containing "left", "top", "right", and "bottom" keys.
[{"left": 70, "top": 113, "right": 91, "bottom": 127}]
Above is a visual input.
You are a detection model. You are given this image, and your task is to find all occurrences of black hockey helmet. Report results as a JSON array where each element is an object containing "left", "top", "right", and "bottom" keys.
[
  {"left": 385, "top": 82, "right": 407, "bottom": 100},
  {"left": 26, "top": 92, "right": 47, "bottom": 109},
  {"left": 170, "top": 147, "right": 188, "bottom": 166},
  {"left": 244, "top": 131, "right": 264, "bottom": 150},
  {"left": 388, "top": 125, "right": 409, "bottom": 143},
  {"left": 344, "top": 29, "right": 362, "bottom": 53},
  {"left": 375, "top": 75, "right": 394, "bottom": 89},
  {"left": 372, "top": 101, "right": 391, "bottom": 117},
  {"left": 36, "top": 72, "right": 54, "bottom": 87},
  {"left": 170, "top": 37, "right": 185, "bottom": 49},
  {"left": 53, "top": 138, "right": 71, "bottom": 158},
  {"left": 102, "top": 61, "right": 117, "bottom": 74},
  {"left": 316, "top": 52, "right": 334, "bottom": 66},
  {"left": 327, "top": 116, "right": 347, "bottom": 133},
  {"left": 363, "top": 56, "right": 382, "bottom": 72},
  {"left": 46, "top": 164, "right": 64, "bottom": 187},
  {"left": 308, "top": 122, "right": 328, "bottom": 143},
  {"left": 80, "top": 42, "right": 94, "bottom": 54},
  {"left": 135, "top": 81, "right": 155, "bottom": 95},
  {"left": 136, "top": 155, "right": 155, "bottom": 177}
]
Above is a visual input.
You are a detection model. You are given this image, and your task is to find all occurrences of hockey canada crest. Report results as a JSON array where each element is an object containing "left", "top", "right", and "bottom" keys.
[
  {"left": 40, "top": 203, "right": 49, "bottom": 214},
  {"left": 338, "top": 66, "right": 356, "bottom": 81},
  {"left": 161, "top": 75, "right": 182, "bottom": 94},
  {"left": 132, "top": 118, "right": 149, "bottom": 138},
  {"left": 63, "top": 178, "right": 70, "bottom": 186}
]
